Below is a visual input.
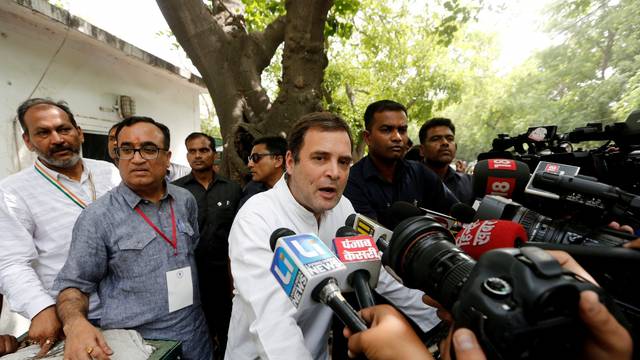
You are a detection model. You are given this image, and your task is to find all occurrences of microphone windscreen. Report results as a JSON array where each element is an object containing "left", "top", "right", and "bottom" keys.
[
  {"left": 472, "top": 159, "right": 530, "bottom": 201},
  {"left": 379, "top": 201, "right": 424, "bottom": 230},
  {"left": 450, "top": 203, "right": 476, "bottom": 223},
  {"left": 455, "top": 220, "right": 528, "bottom": 260},
  {"left": 269, "top": 228, "right": 295, "bottom": 251},
  {"left": 336, "top": 225, "right": 359, "bottom": 237},
  {"left": 345, "top": 213, "right": 356, "bottom": 227}
]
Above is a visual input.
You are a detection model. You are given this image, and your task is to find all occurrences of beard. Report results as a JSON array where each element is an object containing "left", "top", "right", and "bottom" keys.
[{"left": 36, "top": 143, "right": 82, "bottom": 168}]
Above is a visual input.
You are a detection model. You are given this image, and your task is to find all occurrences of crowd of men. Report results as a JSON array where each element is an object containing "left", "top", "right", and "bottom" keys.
[{"left": 0, "top": 98, "right": 635, "bottom": 360}]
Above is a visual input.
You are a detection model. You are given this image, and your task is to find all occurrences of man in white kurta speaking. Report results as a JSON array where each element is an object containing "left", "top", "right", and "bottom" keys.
[{"left": 226, "top": 112, "right": 438, "bottom": 359}]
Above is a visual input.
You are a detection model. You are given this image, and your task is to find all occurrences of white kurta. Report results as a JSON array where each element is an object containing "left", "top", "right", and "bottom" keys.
[
  {"left": 0, "top": 158, "right": 120, "bottom": 319},
  {"left": 226, "top": 177, "right": 439, "bottom": 360}
]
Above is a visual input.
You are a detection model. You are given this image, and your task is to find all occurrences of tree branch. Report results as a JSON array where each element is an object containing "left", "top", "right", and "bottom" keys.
[
  {"left": 251, "top": 16, "right": 287, "bottom": 73},
  {"left": 156, "top": 0, "right": 227, "bottom": 73}
]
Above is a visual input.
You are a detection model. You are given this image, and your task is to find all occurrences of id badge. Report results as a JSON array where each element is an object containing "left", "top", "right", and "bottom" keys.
[{"left": 166, "top": 266, "right": 193, "bottom": 313}]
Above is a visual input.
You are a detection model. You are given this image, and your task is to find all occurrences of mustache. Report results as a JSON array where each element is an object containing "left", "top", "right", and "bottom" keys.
[{"left": 49, "top": 144, "right": 76, "bottom": 154}]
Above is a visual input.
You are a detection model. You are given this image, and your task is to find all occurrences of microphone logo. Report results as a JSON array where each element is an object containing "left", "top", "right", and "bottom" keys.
[
  {"left": 456, "top": 220, "right": 498, "bottom": 247},
  {"left": 355, "top": 218, "right": 375, "bottom": 236},
  {"left": 488, "top": 159, "right": 516, "bottom": 170},
  {"left": 544, "top": 163, "right": 560, "bottom": 173},
  {"left": 271, "top": 247, "right": 307, "bottom": 307},
  {"left": 288, "top": 234, "right": 331, "bottom": 262},
  {"left": 486, "top": 176, "right": 516, "bottom": 198},
  {"left": 334, "top": 235, "right": 380, "bottom": 263}
]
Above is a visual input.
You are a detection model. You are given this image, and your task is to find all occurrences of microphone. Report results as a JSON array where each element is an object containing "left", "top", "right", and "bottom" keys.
[
  {"left": 333, "top": 226, "right": 381, "bottom": 308},
  {"left": 472, "top": 159, "right": 530, "bottom": 201},
  {"left": 345, "top": 213, "right": 393, "bottom": 251},
  {"left": 381, "top": 201, "right": 472, "bottom": 234},
  {"left": 454, "top": 220, "right": 528, "bottom": 260},
  {"left": 450, "top": 203, "right": 476, "bottom": 224},
  {"left": 450, "top": 216, "right": 640, "bottom": 333},
  {"left": 269, "top": 228, "right": 368, "bottom": 332}
]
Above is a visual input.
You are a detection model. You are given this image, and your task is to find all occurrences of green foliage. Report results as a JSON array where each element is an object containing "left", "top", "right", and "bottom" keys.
[
  {"left": 243, "top": 0, "right": 285, "bottom": 32},
  {"left": 434, "top": 0, "right": 484, "bottom": 46},
  {"left": 201, "top": 116, "right": 222, "bottom": 138},
  {"left": 441, "top": 0, "right": 640, "bottom": 161},
  {"left": 322, "top": 0, "right": 484, "bottom": 145},
  {"left": 242, "top": 0, "right": 360, "bottom": 38}
]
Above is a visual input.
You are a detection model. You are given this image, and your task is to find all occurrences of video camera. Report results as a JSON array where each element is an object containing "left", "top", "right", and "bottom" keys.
[
  {"left": 376, "top": 216, "right": 623, "bottom": 359},
  {"left": 478, "top": 110, "right": 640, "bottom": 194}
]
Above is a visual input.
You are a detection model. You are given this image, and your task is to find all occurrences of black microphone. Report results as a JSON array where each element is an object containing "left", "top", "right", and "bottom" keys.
[
  {"left": 472, "top": 159, "right": 531, "bottom": 202},
  {"left": 450, "top": 202, "right": 477, "bottom": 224},
  {"left": 333, "top": 226, "right": 380, "bottom": 308}
]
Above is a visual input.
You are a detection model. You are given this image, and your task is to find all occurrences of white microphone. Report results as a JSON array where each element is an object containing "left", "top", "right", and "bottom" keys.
[{"left": 269, "top": 228, "right": 367, "bottom": 332}]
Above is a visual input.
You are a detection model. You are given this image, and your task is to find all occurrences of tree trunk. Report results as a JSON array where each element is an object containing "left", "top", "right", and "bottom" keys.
[{"left": 156, "top": 0, "right": 333, "bottom": 183}]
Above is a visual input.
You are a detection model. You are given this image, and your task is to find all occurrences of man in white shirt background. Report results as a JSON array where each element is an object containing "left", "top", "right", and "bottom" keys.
[
  {"left": 226, "top": 112, "right": 438, "bottom": 360},
  {"left": 0, "top": 98, "right": 120, "bottom": 355}
]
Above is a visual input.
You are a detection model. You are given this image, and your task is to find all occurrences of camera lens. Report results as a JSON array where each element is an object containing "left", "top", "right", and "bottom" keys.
[{"left": 385, "top": 216, "right": 475, "bottom": 309}]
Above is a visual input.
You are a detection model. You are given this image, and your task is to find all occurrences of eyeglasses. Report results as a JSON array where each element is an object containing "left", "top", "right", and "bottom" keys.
[
  {"left": 116, "top": 145, "right": 167, "bottom": 160},
  {"left": 248, "top": 153, "right": 278, "bottom": 163}
]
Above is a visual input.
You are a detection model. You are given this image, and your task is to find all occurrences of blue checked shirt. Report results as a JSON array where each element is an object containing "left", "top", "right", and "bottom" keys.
[{"left": 54, "top": 183, "right": 212, "bottom": 360}]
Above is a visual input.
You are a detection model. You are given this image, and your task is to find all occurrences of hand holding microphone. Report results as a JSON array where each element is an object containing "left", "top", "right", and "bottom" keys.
[{"left": 343, "top": 305, "right": 486, "bottom": 360}]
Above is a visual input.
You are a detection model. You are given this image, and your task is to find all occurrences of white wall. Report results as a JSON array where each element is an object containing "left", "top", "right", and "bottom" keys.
[
  {"left": 0, "top": 2, "right": 205, "bottom": 336},
  {"left": 0, "top": 3, "right": 203, "bottom": 179}
]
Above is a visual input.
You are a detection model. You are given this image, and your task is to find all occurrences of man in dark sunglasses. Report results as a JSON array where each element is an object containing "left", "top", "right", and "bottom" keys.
[{"left": 239, "top": 136, "right": 287, "bottom": 208}]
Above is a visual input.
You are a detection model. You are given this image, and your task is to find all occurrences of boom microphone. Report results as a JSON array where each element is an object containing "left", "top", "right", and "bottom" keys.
[
  {"left": 269, "top": 228, "right": 367, "bottom": 332},
  {"left": 454, "top": 220, "right": 528, "bottom": 260},
  {"left": 472, "top": 159, "right": 531, "bottom": 201},
  {"left": 333, "top": 226, "right": 381, "bottom": 308}
]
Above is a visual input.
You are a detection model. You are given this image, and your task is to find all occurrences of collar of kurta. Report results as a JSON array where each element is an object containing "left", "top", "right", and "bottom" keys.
[
  {"left": 35, "top": 157, "right": 89, "bottom": 183},
  {"left": 274, "top": 176, "right": 329, "bottom": 228}
]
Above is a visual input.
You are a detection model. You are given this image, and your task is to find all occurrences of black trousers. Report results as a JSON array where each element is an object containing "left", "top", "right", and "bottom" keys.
[{"left": 196, "top": 255, "right": 233, "bottom": 360}]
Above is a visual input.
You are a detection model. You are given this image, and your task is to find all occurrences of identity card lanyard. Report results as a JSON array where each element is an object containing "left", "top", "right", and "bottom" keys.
[
  {"left": 34, "top": 162, "right": 96, "bottom": 209},
  {"left": 134, "top": 201, "right": 178, "bottom": 256}
]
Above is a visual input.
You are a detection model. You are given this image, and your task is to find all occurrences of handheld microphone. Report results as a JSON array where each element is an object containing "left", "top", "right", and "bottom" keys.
[
  {"left": 454, "top": 220, "right": 528, "bottom": 260},
  {"left": 345, "top": 213, "right": 393, "bottom": 250},
  {"left": 333, "top": 226, "right": 381, "bottom": 308},
  {"left": 472, "top": 159, "right": 530, "bottom": 201},
  {"left": 269, "top": 228, "right": 368, "bottom": 332}
]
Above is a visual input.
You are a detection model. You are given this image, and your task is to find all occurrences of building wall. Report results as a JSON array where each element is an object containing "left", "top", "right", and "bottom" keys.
[
  {"left": 0, "top": 3, "right": 203, "bottom": 179},
  {"left": 0, "top": 2, "right": 204, "bottom": 336}
]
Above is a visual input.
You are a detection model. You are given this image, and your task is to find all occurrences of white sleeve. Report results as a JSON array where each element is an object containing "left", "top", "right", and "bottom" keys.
[
  {"left": 0, "top": 190, "right": 55, "bottom": 319},
  {"left": 228, "top": 209, "right": 313, "bottom": 360},
  {"left": 374, "top": 267, "right": 441, "bottom": 332}
]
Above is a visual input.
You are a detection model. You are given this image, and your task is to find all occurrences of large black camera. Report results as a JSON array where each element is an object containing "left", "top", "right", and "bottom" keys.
[
  {"left": 475, "top": 195, "right": 637, "bottom": 247},
  {"left": 380, "top": 216, "right": 615, "bottom": 359},
  {"left": 478, "top": 110, "right": 640, "bottom": 194}
]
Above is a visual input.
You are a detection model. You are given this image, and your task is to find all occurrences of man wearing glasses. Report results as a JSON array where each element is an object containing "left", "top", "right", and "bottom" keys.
[
  {"left": 239, "top": 136, "right": 287, "bottom": 208},
  {"left": 54, "top": 117, "right": 212, "bottom": 360},
  {"left": 173, "top": 132, "right": 241, "bottom": 359}
]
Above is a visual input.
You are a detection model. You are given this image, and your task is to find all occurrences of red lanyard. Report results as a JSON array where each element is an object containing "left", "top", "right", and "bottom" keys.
[{"left": 135, "top": 201, "right": 177, "bottom": 255}]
